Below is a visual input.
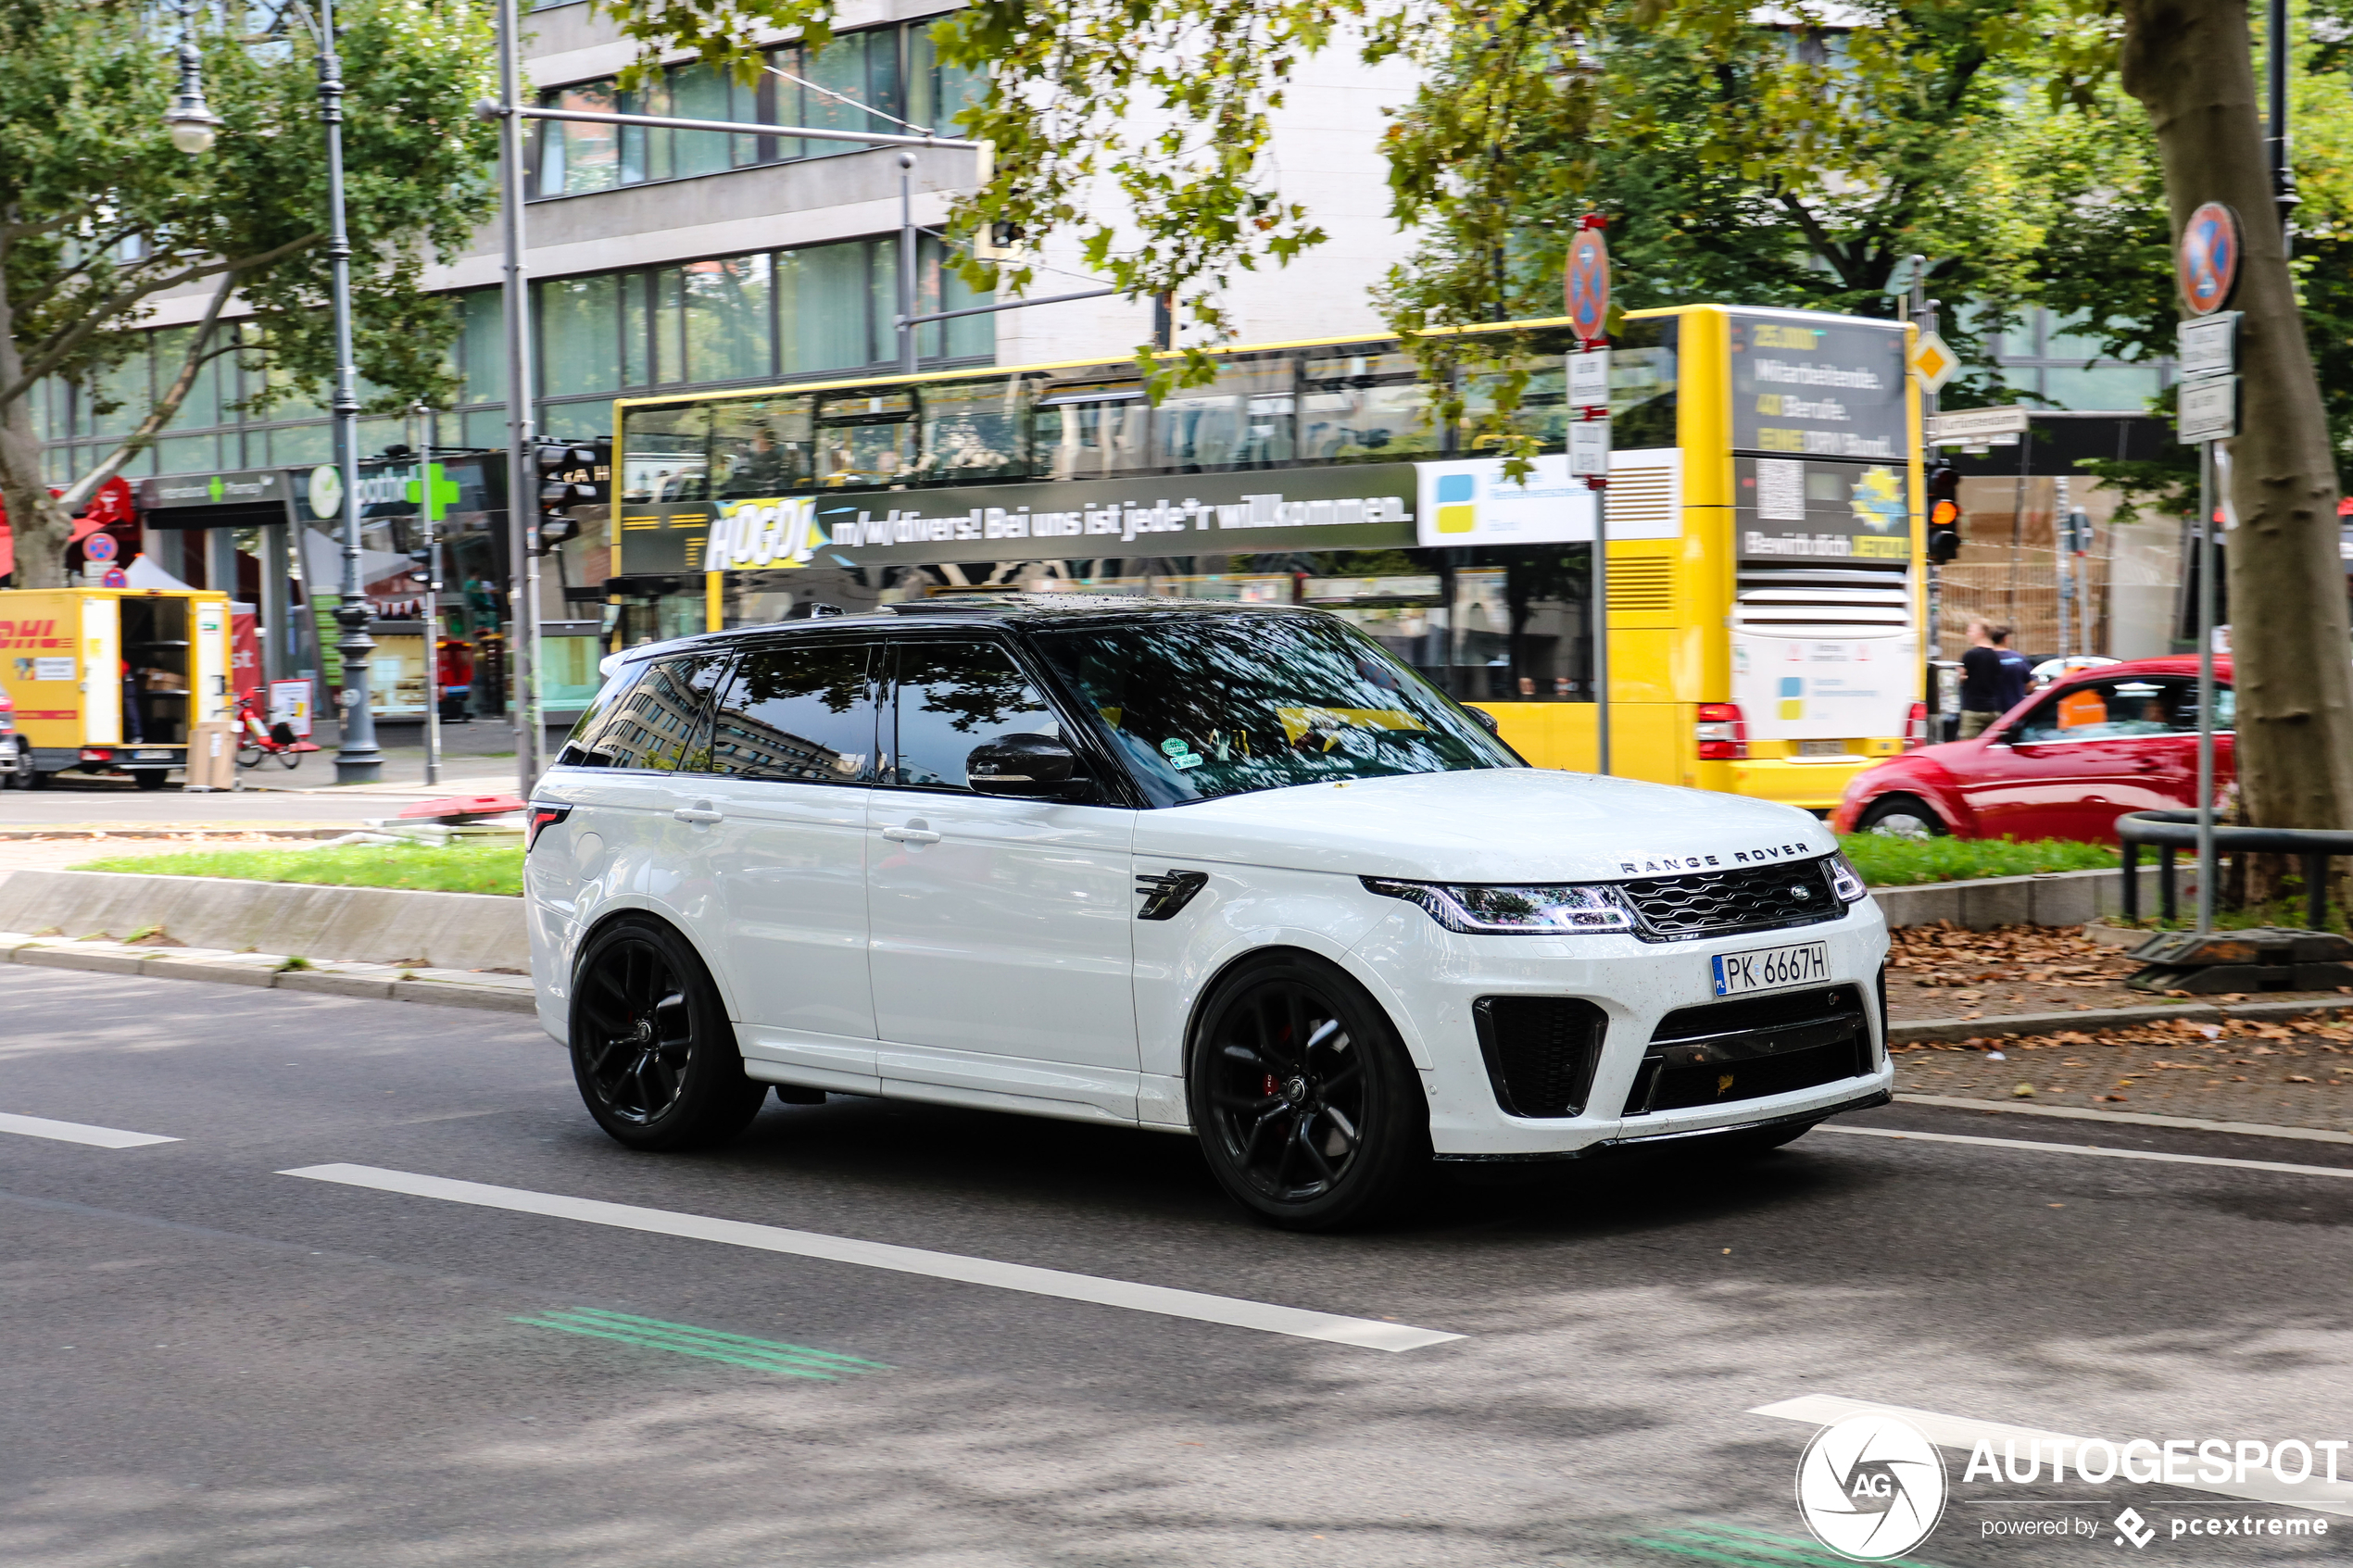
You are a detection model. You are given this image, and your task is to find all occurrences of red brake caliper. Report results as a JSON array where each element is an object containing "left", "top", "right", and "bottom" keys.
[{"left": 1264, "top": 1073, "right": 1280, "bottom": 1098}]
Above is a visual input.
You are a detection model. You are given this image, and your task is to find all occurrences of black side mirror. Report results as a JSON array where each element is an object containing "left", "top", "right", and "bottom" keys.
[
  {"left": 1464, "top": 704, "right": 1502, "bottom": 735},
  {"left": 968, "top": 734, "right": 1089, "bottom": 799}
]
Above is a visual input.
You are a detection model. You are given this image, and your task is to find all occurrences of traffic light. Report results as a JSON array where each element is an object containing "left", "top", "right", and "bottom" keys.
[
  {"left": 535, "top": 440, "right": 607, "bottom": 554},
  {"left": 1925, "top": 460, "right": 1962, "bottom": 564},
  {"left": 404, "top": 543, "right": 441, "bottom": 592}
]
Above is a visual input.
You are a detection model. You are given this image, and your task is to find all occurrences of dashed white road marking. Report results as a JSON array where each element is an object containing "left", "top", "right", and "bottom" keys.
[
  {"left": 279, "top": 1162, "right": 1464, "bottom": 1351},
  {"left": 0, "top": 1111, "right": 178, "bottom": 1148},
  {"left": 1818, "top": 1123, "right": 2353, "bottom": 1181},
  {"left": 1754, "top": 1395, "right": 2353, "bottom": 1518}
]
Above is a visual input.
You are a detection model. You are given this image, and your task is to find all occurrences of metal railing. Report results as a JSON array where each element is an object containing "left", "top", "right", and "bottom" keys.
[{"left": 2116, "top": 809, "right": 2353, "bottom": 928}]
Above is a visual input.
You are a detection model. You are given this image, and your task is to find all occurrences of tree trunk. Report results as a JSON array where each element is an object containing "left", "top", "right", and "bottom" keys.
[
  {"left": 0, "top": 285, "right": 73, "bottom": 590},
  {"left": 2122, "top": 0, "right": 2353, "bottom": 834}
]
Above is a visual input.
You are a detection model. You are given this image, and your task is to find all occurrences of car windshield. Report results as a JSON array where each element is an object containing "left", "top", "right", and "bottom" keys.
[{"left": 1031, "top": 612, "right": 1520, "bottom": 804}]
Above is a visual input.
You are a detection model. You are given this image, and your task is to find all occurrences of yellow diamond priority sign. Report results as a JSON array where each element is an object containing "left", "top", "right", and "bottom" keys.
[{"left": 1910, "top": 331, "right": 1957, "bottom": 394}]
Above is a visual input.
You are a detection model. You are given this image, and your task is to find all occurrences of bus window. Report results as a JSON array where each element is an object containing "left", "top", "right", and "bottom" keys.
[
  {"left": 916, "top": 375, "right": 1026, "bottom": 484},
  {"left": 1461, "top": 358, "right": 1569, "bottom": 454},
  {"left": 1609, "top": 316, "right": 1679, "bottom": 448},
  {"left": 1154, "top": 352, "right": 1296, "bottom": 471},
  {"left": 1035, "top": 383, "right": 1151, "bottom": 480},
  {"left": 621, "top": 402, "right": 711, "bottom": 503},
  {"left": 1298, "top": 347, "right": 1439, "bottom": 461},
  {"left": 711, "top": 395, "right": 814, "bottom": 497},
  {"left": 814, "top": 390, "right": 917, "bottom": 488}
]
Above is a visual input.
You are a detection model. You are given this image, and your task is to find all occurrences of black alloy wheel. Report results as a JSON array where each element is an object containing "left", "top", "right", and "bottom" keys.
[
  {"left": 569, "top": 919, "right": 766, "bottom": 1151},
  {"left": 1189, "top": 955, "right": 1427, "bottom": 1230}
]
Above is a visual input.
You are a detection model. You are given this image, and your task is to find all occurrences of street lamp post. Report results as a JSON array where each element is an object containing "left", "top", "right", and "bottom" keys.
[
  {"left": 314, "top": 0, "right": 381, "bottom": 783},
  {"left": 164, "top": 0, "right": 372, "bottom": 778},
  {"left": 163, "top": 0, "right": 221, "bottom": 155}
]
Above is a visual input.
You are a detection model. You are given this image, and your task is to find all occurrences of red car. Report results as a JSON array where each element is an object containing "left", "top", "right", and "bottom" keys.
[{"left": 1831, "top": 657, "right": 2233, "bottom": 841}]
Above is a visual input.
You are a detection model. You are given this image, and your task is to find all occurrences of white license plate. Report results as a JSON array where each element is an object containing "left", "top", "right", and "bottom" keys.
[
  {"left": 133, "top": 749, "right": 171, "bottom": 760},
  {"left": 1796, "top": 739, "right": 1847, "bottom": 758},
  {"left": 1711, "top": 941, "right": 1831, "bottom": 997}
]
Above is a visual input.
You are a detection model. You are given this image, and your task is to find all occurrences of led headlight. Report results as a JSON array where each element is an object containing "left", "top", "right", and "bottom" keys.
[
  {"left": 1362, "top": 876, "right": 1636, "bottom": 935},
  {"left": 1829, "top": 852, "right": 1867, "bottom": 904}
]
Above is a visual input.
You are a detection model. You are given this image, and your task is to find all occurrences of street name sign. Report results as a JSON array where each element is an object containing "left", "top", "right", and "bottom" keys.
[{"left": 1928, "top": 405, "right": 2031, "bottom": 446}]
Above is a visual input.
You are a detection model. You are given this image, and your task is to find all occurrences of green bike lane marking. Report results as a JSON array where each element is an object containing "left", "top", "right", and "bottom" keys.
[
  {"left": 513, "top": 1307, "right": 892, "bottom": 1380},
  {"left": 1626, "top": 1521, "right": 1949, "bottom": 1568}
]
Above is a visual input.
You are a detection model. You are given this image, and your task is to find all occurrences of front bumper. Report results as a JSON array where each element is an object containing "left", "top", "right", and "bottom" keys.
[{"left": 1350, "top": 897, "right": 1893, "bottom": 1158}]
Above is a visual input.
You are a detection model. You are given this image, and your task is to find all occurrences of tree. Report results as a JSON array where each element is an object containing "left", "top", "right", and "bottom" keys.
[
  {"left": 1378, "top": 0, "right": 2053, "bottom": 402},
  {"left": 2113, "top": 0, "right": 2353, "bottom": 833},
  {"left": 0, "top": 0, "right": 497, "bottom": 589}
]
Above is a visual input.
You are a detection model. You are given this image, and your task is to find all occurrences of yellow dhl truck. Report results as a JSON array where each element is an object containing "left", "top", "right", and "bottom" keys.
[{"left": 0, "top": 587, "right": 233, "bottom": 790}]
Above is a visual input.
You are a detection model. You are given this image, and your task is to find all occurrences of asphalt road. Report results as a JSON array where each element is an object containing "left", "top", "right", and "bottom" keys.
[{"left": 5, "top": 965, "right": 2351, "bottom": 1567}]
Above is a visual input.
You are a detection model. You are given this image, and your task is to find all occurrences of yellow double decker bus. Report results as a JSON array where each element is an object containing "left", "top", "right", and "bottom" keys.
[{"left": 609, "top": 304, "right": 1924, "bottom": 809}]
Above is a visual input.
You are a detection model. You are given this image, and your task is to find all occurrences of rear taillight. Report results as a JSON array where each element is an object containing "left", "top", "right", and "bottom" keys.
[
  {"left": 80, "top": 747, "right": 113, "bottom": 763},
  {"left": 526, "top": 803, "right": 573, "bottom": 850},
  {"left": 1695, "top": 702, "right": 1748, "bottom": 760},
  {"left": 1904, "top": 700, "right": 1930, "bottom": 750}
]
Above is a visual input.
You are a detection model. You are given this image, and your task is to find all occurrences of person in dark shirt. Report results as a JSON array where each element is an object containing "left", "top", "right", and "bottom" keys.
[
  {"left": 1957, "top": 621, "right": 2004, "bottom": 739},
  {"left": 1990, "top": 628, "right": 2032, "bottom": 716}
]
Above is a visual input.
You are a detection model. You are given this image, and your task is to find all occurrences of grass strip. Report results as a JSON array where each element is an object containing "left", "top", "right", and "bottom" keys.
[
  {"left": 76, "top": 841, "right": 523, "bottom": 897},
  {"left": 512, "top": 1314, "right": 848, "bottom": 1379},
  {"left": 551, "top": 1308, "right": 891, "bottom": 1371},
  {"left": 1839, "top": 834, "right": 2118, "bottom": 888}
]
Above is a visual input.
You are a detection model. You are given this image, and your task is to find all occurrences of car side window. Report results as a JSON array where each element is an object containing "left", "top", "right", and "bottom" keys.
[
  {"left": 887, "top": 639, "right": 1064, "bottom": 790},
  {"left": 708, "top": 642, "right": 877, "bottom": 783},
  {"left": 559, "top": 653, "right": 725, "bottom": 771},
  {"left": 2014, "top": 677, "right": 2179, "bottom": 744},
  {"left": 2163, "top": 681, "right": 2233, "bottom": 732}
]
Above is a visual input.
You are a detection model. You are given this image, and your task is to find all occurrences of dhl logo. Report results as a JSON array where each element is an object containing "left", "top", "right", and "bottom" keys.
[{"left": 0, "top": 619, "right": 69, "bottom": 649}]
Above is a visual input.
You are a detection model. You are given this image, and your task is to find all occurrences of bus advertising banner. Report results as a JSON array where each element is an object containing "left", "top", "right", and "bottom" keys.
[
  {"left": 1734, "top": 457, "right": 1913, "bottom": 565},
  {"left": 627, "top": 463, "right": 1428, "bottom": 574},
  {"left": 1727, "top": 312, "right": 1907, "bottom": 460}
]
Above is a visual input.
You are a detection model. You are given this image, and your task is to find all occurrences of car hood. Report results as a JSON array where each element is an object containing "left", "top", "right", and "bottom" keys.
[{"left": 1131, "top": 768, "right": 1837, "bottom": 883}]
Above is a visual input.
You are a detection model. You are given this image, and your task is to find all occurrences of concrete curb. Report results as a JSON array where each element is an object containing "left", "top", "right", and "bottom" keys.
[
  {"left": 1891, "top": 1092, "right": 2353, "bottom": 1146},
  {"left": 0, "top": 867, "right": 526, "bottom": 972},
  {"left": 0, "top": 931, "right": 536, "bottom": 1016},
  {"left": 1892, "top": 994, "right": 2352, "bottom": 1045},
  {"left": 1869, "top": 865, "right": 2156, "bottom": 930}
]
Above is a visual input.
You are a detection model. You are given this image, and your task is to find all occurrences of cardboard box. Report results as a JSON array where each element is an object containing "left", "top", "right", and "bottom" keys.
[{"left": 183, "top": 720, "right": 237, "bottom": 791}]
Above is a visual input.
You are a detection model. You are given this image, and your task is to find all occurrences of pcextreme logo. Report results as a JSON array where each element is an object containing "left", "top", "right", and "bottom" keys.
[{"left": 1795, "top": 1413, "right": 1949, "bottom": 1562}]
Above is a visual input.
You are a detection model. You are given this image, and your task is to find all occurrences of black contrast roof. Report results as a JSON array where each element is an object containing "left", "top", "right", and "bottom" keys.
[{"left": 613, "top": 593, "right": 1315, "bottom": 666}]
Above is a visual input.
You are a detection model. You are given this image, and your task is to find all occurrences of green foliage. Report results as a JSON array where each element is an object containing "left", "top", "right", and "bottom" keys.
[
  {"left": 0, "top": 0, "right": 497, "bottom": 486},
  {"left": 932, "top": 0, "right": 1340, "bottom": 346},
  {"left": 1838, "top": 833, "right": 2119, "bottom": 885},
  {"left": 76, "top": 840, "right": 525, "bottom": 897},
  {"left": 588, "top": 0, "right": 831, "bottom": 88}
]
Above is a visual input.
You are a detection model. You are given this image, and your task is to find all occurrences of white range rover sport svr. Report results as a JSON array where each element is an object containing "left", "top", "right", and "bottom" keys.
[{"left": 525, "top": 596, "right": 1892, "bottom": 1228}]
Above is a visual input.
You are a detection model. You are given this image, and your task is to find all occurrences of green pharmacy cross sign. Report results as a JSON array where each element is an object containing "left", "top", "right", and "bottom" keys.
[{"left": 406, "top": 463, "right": 459, "bottom": 523}]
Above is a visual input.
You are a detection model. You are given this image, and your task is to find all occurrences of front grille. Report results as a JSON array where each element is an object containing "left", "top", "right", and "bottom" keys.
[
  {"left": 1614, "top": 858, "right": 1843, "bottom": 942},
  {"left": 1474, "top": 996, "right": 1607, "bottom": 1119},
  {"left": 1624, "top": 985, "right": 1871, "bottom": 1115}
]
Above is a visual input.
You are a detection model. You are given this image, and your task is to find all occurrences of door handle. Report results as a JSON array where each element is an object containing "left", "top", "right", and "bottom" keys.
[
  {"left": 881, "top": 822, "right": 940, "bottom": 844},
  {"left": 673, "top": 805, "right": 724, "bottom": 824}
]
